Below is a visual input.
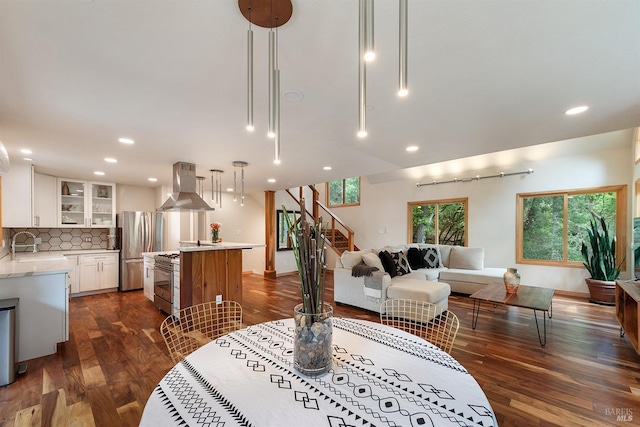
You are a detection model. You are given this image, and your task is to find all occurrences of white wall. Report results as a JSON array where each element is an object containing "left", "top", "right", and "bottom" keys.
[
  {"left": 324, "top": 130, "right": 634, "bottom": 295},
  {"left": 116, "top": 184, "right": 156, "bottom": 212}
]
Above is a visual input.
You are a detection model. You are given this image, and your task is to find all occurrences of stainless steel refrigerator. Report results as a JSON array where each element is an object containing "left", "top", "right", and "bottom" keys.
[{"left": 118, "top": 211, "right": 164, "bottom": 291}]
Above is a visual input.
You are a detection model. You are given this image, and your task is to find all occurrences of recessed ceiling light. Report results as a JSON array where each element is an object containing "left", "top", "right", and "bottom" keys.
[
  {"left": 148, "top": 178, "right": 157, "bottom": 182},
  {"left": 282, "top": 89, "right": 304, "bottom": 102},
  {"left": 267, "top": 178, "right": 276, "bottom": 183},
  {"left": 23, "top": 157, "right": 32, "bottom": 161},
  {"left": 565, "top": 106, "right": 589, "bottom": 115},
  {"left": 226, "top": 187, "right": 234, "bottom": 192},
  {"left": 118, "top": 138, "right": 135, "bottom": 144},
  {"left": 94, "top": 171, "right": 105, "bottom": 176},
  {"left": 323, "top": 166, "right": 332, "bottom": 171},
  {"left": 406, "top": 146, "right": 419, "bottom": 152},
  {"left": 104, "top": 157, "right": 117, "bottom": 163},
  {"left": 20, "top": 149, "right": 32, "bottom": 154}
]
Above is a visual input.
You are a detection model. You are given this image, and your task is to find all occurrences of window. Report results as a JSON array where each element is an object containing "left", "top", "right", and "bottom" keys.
[
  {"left": 408, "top": 198, "right": 468, "bottom": 245},
  {"left": 517, "top": 185, "right": 626, "bottom": 266},
  {"left": 327, "top": 177, "right": 360, "bottom": 207}
]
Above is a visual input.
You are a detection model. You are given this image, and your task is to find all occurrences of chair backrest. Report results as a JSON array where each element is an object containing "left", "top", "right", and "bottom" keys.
[
  {"left": 379, "top": 298, "right": 459, "bottom": 354},
  {"left": 161, "top": 300, "right": 243, "bottom": 364}
]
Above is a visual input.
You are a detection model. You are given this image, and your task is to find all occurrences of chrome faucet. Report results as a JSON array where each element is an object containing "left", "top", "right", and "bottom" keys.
[{"left": 11, "top": 231, "right": 38, "bottom": 260}]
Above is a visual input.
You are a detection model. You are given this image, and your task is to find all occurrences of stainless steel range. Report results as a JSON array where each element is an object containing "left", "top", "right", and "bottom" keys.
[{"left": 153, "top": 253, "right": 179, "bottom": 314}]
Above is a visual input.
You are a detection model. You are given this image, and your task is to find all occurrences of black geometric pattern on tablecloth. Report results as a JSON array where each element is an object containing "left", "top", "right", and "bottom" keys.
[
  {"left": 153, "top": 385, "right": 188, "bottom": 426},
  {"left": 270, "top": 374, "right": 292, "bottom": 389},
  {"left": 181, "top": 359, "right": 253, "bottom": 426},
  {"left": 384, "top": 368, "right": 412, "bottom": 382},
  {"left": 295, "top": 390, "right": 320, "bottom": 410},
  {"left": 334, "top": 319, "right": 467, "bottom": 373},
  {"left": 327, "top": 415, "right": 356, "bottom": 427},
  {"left": 329, "top": 320, "right": 493, "bottom": 426}
]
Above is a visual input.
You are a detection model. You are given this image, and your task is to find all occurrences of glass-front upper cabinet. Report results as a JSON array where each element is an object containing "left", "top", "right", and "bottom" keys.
[
  {"left": 58, "top": 179, "right": 116, "bottom": 227},
  {"left": 89, "top": 182, "right": 115, "bottom": 227}
]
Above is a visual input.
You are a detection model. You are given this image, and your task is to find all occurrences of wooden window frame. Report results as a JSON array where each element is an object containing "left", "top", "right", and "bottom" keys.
[
  {"left": 326, "top": 177, "right": 361, "bottom": 208},
  {"left": 407, "top": 198, "right": 468, "bottom": 245},
  {"left": 516, "top": 185, "right": 627, "bottom": 268}
]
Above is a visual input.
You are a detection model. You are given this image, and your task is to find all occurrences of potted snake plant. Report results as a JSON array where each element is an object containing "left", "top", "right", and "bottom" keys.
[{"left": 580, "top": 214, "right": 623, "bottom": 305}]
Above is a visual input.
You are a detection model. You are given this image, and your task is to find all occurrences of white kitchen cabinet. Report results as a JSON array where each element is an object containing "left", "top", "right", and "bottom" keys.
[
  {"left": 58, "top": 178, "right": 116, "bottom": 228},
  {"left": 79, "top": 253, "right": 119, "bottom": 292},
  {"left": 66, "top": 255, "right": 80, "bottom": 294},
  {"left": 33, "top": 172, "right": 58, "bottom": 227},
  {"left": 0, "top": 272, "right": 68, "bottom": 362},
  {"left": 1, "top": 162, "right": 33, "bottom": 227},
  {"left": 143, "top": 255, "right": 155, "bottom": 301}
]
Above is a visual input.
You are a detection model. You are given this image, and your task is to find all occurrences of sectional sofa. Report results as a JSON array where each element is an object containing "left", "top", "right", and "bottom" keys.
[{"left": 333, "top": 243, "right": 507, "bottom": 313}]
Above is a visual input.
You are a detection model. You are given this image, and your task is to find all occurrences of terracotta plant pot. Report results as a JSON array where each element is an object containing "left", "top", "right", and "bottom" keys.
[{"left": 585, "top": 278, "right": 616, "bottom": 306}]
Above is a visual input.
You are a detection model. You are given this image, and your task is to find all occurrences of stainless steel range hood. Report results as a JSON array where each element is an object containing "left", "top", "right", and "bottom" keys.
[{"left": 157, "top": 162, "right": 214, "bottom": 211}]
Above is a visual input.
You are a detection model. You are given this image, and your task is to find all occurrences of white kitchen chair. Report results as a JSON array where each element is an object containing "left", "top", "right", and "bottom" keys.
[{"left": 161, "top": 300, "right": 243, "bottom": 364}]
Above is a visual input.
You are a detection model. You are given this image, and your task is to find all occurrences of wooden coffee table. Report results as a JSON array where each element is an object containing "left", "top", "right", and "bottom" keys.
[{"left": 470, "top": 283, "right": 554, "bottom": 346}]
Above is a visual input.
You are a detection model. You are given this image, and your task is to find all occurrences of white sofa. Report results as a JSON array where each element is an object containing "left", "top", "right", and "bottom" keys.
[{"left": 333, "top": 244, "right": 506, "bottom": 313}]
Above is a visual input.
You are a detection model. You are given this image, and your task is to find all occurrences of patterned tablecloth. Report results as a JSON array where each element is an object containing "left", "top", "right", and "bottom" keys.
[{"left": 141, "top": 318, "right": 497, "bottom": 427}]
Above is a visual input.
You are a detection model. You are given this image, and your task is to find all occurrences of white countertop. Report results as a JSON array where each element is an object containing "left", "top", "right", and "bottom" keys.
[
  {"left": 0, "top": 249, "right": 119, "bottom": 279},
  {"left": 177, "top": 241, "right": 264, "bottom": 252}
]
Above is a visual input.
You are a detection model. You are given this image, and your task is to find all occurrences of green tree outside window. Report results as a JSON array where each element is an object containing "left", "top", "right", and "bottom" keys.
[
  {"left": 518, "top": 186, "right": 625, "bottom": 266},
  {"left": 327, "top": 177, "right": 360, "bottom": 207},
  {"left": 409, "top": 199, "right": 467, "bottom": 245}
]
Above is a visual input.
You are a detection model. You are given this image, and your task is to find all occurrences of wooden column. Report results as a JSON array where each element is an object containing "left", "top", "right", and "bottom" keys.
[{"left": 264, "top": 190, "right": 277, "bottom": 279}]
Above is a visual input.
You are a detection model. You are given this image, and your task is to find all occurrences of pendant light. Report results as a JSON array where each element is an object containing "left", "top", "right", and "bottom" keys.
[
  {"left": 196, "top": 176, "right": 205, "bottom": 198},
  {"left": 246, "top": 4, "right": 254, "bottom": 131},
  {"left": 239, "top": 0, "right": 291, "bottom": 161},
  {"left": 210, "top": 169, "right": 224, "bottom": 209},
  {"left": 232, "top": 161, "right": 248, "bottom": 207},
  {"left": 398, "top": 0, "right": 408, "bottom": 97},
  {"left": 364, "top": 0, "right": 375, "bottom": 62},
  {"left": 357, "top": 0, "right": 367, "bottom": 138},
  {"left": 273, "top": 21, "right": 281, "bottom": 164}
]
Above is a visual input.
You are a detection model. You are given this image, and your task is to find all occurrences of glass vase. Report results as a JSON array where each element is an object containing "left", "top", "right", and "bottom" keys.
[
  {"left": 503, "top": 267, "right": 521, "bottom": 294},
  {"left": 211, "top": 230, "right": 219, "bottom": 243},
  {"left": 293, "top": 303, "right": 333, "bottom": 376}
]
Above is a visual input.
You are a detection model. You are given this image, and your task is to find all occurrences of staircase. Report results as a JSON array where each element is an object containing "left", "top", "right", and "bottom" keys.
[{"left": 285, "top": 185, "right": 358, "bottom": 255}]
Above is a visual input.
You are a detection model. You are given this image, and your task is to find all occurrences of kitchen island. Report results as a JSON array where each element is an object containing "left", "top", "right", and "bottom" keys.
[
  {"left": 0, "top": 253, "right": 71, "bottom": 362},
  {"left": 177, "top": 242, "right": 262, "bottom": 309}
]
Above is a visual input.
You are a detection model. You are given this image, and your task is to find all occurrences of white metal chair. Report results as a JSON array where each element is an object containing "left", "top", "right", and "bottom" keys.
[
  {"left": 380, "top": 298, "right": 459, "bottom": 354},
  {"left": 160, "top": 300, "right": 243, "bottom": 364}
]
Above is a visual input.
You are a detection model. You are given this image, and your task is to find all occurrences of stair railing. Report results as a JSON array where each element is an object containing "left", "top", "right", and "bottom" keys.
[{"left": 285, "top": 185, "right": 355, "bottom": 254}]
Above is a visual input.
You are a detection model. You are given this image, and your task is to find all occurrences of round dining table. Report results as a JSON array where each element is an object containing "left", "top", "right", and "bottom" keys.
[{"left": 141, "top": 317, "right": 497, "bottom": 426}]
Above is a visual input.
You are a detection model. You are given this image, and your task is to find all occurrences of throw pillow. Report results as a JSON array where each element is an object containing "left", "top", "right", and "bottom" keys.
[
  {"left": 341, "top": 250, "right": 367, "bottom": 269},
  {"left": 407, "top": 247, "right": 425, "bottom": 270},
  {"left": 378, "top": 250, "right": 397, "bottom": 278},
  {"left": 422, "top": 247, "right": 441, "bottom": 269},
  {"left": 390, "top": 251, "right": 411, "bottom": 276},
  {"left": 362, "top": 252, "right": 384, "bottom": 271},
  {"left": 448, "top": 246, "right": 484, "bottom": 270}
]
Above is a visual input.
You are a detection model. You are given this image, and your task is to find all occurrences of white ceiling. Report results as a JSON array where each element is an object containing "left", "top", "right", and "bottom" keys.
[{"left": 0, "top": 0, "right": 639, "bottom": 196}]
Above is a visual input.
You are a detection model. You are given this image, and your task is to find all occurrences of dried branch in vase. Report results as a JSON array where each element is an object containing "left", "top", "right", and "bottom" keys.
[{"left": 283, "top": 198, "right": 327, "bottom": 315}]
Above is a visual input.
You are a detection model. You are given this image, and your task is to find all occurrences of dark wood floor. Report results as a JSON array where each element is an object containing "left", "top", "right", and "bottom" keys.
[{"left": 1, "top": 272, "right": 639, "bottom": 426}]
